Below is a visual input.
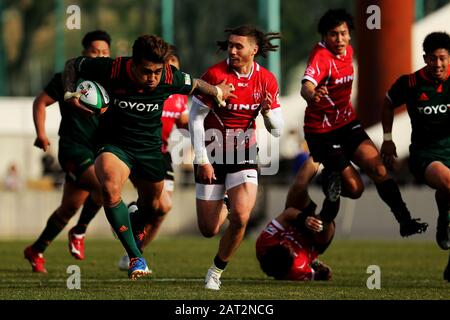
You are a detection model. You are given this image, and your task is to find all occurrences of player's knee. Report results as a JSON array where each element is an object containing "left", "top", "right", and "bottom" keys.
[
  {"left": 158, "top": 199, "right": 172, "bottom": 215},
  {"left": 367, "top": 164, "right": 388, "bottom": 183},
  {"left": 343, "top": 181, "right": 364, "bottom": 199},
  {"left": 228, "top": 212, "right": 249, "bottom": 230},
  {"left": 101, "top": 181, "right": 121, "bottom": 206},
  {"left": 198, "top": 223, "right": 220, "bottom": 238}
]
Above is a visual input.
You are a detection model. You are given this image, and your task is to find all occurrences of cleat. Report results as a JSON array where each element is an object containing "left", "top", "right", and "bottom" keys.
[
  {"left": 68, "top": 227, "right": 85, "bottom": 260},
  {"left": 204, "top": 267, "right": 221, "bottom": 290},
  {"left": 436, "top": 217, "right": 450, "bottom": 250},
  {"left": 400, "top": 218, "right": 428, "bottom": 237},
  {"left": 128, "top": 257, "right": 151, "bottom": 280},
  {"left": 118, "top": 254, "right": 130, "bottom": 271},
  {"left": 24, "top": 246, "right": 47, "bottom": 273},
  {"left": 321, "top": 168, "right": 341, "bottom": 202},
  {"left": 311, "top": 260, "right": 332, "bottom": 281}
]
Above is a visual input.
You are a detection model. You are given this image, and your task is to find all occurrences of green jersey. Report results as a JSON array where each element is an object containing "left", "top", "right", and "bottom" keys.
[
  {"left": 74, "top": 56, "right": 194, "bottom": 151},
  {"left": 44, "top": 73, "right": 99, "bottom": 150},
  {"left": 387, "top": 67, "right": 450, "bottom": 151}
]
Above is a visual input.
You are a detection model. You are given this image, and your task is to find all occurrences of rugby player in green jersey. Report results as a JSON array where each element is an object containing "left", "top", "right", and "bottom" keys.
[
  {"left": 381, "top": 32, "right": 450, "bottom": 282},
  {"left": 24, "top": 30, "right": 111, "bottom": 273},
  {"left": 62, "top": 34, "right": 236, "bottom": 279}
]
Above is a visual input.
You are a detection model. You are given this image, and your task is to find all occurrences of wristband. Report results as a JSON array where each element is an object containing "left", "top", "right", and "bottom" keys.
[
  {"left": 383, "top": 132, "right": 392, "bottom": 141},
  {"left": 64, "top": 91, "right": 82, "bottom": 101},
  {"left": 214, "top": 86, "right": 226, "bottom": 107}
]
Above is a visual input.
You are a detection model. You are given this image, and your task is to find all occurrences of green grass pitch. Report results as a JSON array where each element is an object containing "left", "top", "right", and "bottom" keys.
[{"left": 1, "top": 237, "right": 448, "bottom": 300}]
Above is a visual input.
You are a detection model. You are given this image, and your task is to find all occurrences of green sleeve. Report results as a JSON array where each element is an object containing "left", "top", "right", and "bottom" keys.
[{"left": 171, "top": 68, "right": 194, "bottom": 95}]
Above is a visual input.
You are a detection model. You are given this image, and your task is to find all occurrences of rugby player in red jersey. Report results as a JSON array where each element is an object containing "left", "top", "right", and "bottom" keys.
[
  {"left": 286, "top": 9, "right": 428, "bottom": 238},
  {"left": 62, "top": 35, "right": 236, "bottom": 279},
  {"left": 256, "top": 199, "right": 338, "bottom": 281},
  {"left": 24, "top": 30, "right": 111, "bottom": 273},
  {"left": 381, "top": 32, "right": 450, "bottom": 281},
  {"left": 189, "top": 25, "right": 284, "bottom": 290}
]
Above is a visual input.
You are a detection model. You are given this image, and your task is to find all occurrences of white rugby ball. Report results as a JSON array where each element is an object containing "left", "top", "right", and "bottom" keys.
[{"left": 76, "top": 79, "right": 110, "bottom": 115}]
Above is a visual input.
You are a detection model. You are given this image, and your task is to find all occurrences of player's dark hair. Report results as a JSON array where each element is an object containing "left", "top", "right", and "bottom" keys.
[
  {"left": 318, "top": 9, "right": 354, "bottom": 36},
  {"left": 423, "top": 32, "right": 450, "bottom": 55},
  {"left": 216, "top": 25, "right": 281, "bottom": 58},
  {"left": 82, "top": 30, "right": 111, "bottom": 49},
  {"left": 132, "top": 34, "right": 170, "bottom": 64},
  {"left": 258, "top": 245, "right": 293, "bottom": 279},
  {"left": 168, "top": 44, "right": 181, "bottom": 65}
]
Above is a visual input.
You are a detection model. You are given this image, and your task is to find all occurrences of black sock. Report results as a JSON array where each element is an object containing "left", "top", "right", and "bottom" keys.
[
  {"left": 319, "top": 198, "right": 340, "bottom": 223},
  {"left": 72, "top": 196, "right": 102, "bottom": 234},
  {"left": 375, "top": 178, "right": 411, "bottom": 223},
  {"left": 435, "top": 192, "right": 450, "bottom": 226},
  {"left": 214, "top": 255, "right": 228, "bottom": 270},
  {"left": 33, "top": 211, "right": 68, "bottom": 252}
]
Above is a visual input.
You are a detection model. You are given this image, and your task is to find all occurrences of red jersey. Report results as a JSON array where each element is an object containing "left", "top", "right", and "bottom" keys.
[
  {"left": 302, "top": 42, "right": 356, "bottom": 134},
  {"left": 256, "top": 220, "right": 318, "bottom": 281},
  {"left": 161, "top": 94, "right": 188, "bottom": 153},
  {"left": 193, "top": 59, "right": 280, "bottom": 149}
]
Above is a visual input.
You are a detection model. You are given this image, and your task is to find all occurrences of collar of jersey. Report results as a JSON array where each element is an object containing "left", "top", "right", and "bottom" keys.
[{"left": 226, "top": 59, "right": 258, "bottom": 80}]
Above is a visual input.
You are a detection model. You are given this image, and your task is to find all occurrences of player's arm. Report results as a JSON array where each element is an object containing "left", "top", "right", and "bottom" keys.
[
  {"left": 380, "top": 96, "right": 398, "bottom": 170},
  {"left": 62, "top": 56, "right": 113, "bottom": 115},
  {"left": 380, "top": 76, "right": 407, "bottom": 170},
  {"left": 32, "top": 92, "right": 56, "bottom": 152},
  {"left": 277, "top": 208, "right": 323, "bottom": 233},
  {"left": 189, "top": 99, "right": 216, "bottom": 183},
  {"left": 301, "top": 80, "right": 328, "bottom": 103},
  {"left": 261, "top": 82, "right": 284, "bottom": 137},
  {"left": 190, "top": 78, "right": 237, "bottom": 107},
  {"left": 175, "top": 112, "right": 189, "bottom": 130},
  {"left": 62, "top": 58, "right": 94, "bottom": 115}
]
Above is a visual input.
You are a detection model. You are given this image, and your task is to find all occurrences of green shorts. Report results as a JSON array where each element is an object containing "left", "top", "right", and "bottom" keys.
[
  {"left": 58, "top": 139, "right": 95, "bottom": 182},
  {"left": 99, "top": 144, "right": 165, "bottom": 182},
  {"left": 409, "top": 146, "right": 450, "bottom": 182}
]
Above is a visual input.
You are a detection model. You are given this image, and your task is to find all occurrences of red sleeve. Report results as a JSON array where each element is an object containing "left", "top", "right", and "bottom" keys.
[
  {"left": 194, "top": 68, "right": 220, "bottom": 108},
  {"left": 302, "top": 52, "right": 328, "bottom": 87},
  {"left": 267, "top": 73, "right": 281, "bottom": 110}
]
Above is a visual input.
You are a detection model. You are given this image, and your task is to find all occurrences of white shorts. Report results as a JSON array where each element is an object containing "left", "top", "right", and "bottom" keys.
[{"left": 195, "top": 169, "right": 258, "bottom": 200}]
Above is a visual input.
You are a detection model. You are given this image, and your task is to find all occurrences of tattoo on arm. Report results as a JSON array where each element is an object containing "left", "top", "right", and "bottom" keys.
[
  {"left": 62, "top": 58, "right": 78, "bottom": 93},
  {"left": 190, "top": 78, "right": 218, "bottom": 96}
]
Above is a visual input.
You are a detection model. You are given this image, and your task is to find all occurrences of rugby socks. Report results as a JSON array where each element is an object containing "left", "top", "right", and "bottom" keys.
[
  {"left": 435, "top": 192, "right": 450, "bottom": 226},
  {"left": 375, "top": 178, "right": 411, "bottom": 223},
  {"left": 104, "top": 200, "right": 142, "bottom": 258},
  {"left": 72, "top": 196, "right": 102, "bottom": 234},
  {"left": 213, "top": 255, "right": 228, "bottom": 271},
  {"left": 32, "top": 210, "right": 68, "bottom": 252},
  {"left": 319, "top": 198, "right": 340, "bottom": 223}
]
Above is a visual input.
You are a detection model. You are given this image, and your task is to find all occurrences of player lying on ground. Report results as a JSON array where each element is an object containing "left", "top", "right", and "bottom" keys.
[{"left": 256, "top": 198, "right": 339, "bottom": 281}]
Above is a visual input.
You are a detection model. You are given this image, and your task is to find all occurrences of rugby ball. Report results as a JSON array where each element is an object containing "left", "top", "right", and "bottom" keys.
[{"left": 76, "top": 79, "right": 110, "bottom": 115}]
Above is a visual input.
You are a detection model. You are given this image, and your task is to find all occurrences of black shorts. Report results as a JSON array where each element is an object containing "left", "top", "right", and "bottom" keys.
[
  {"left": 194, "top": 144, "right": 258, "bottom": 185},
  {"left": 163, "top": 152, "right": 174, "bottom": 181},
  {"left": 305, "top": 120, "right": 370, "bottom": 172}
]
